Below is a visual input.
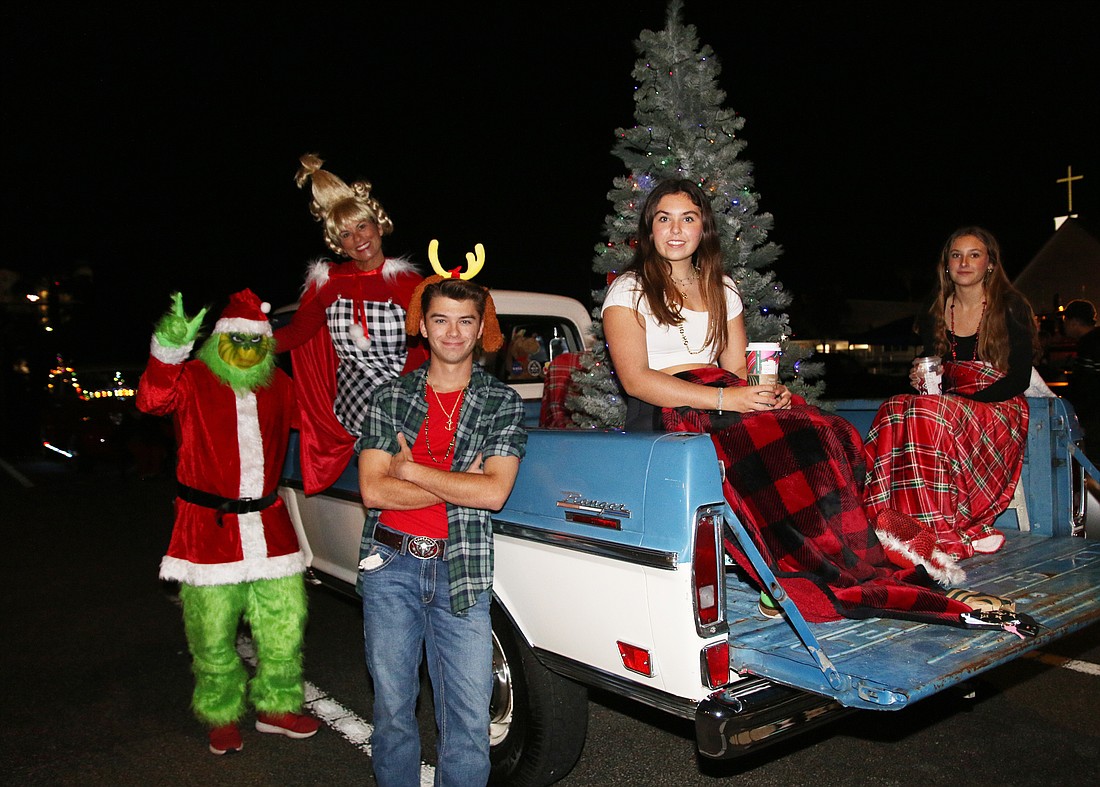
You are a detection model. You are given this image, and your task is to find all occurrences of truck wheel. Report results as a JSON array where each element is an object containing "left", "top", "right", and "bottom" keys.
[{"left": 489, "top": 602, "right": 588, "bottom": 786}]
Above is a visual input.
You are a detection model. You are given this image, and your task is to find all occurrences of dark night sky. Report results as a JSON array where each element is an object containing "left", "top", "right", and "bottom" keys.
[{"left": 3, "top": 1, "right": 1097, "bottom": 365}]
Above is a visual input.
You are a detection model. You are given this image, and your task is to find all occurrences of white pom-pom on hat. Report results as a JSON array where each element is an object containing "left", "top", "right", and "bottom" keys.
[{"left": 213, "top": 288, "right": 274, "bottom": 337}]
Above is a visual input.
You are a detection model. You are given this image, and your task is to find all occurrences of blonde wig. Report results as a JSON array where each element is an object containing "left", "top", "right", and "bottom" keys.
[{"left": 295, "top": 153, "right": 394, "bottom": 256}]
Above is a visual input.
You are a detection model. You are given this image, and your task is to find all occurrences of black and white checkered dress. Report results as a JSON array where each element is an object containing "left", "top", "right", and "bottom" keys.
[{"left": 327, "top": 297, "right": 409, "bottom": 436}]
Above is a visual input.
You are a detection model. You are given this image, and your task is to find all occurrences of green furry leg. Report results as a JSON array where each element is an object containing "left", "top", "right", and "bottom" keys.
[
  {"left": 179, "top": 582, "right": 249, "bottom": 726},
  {"left": 244, "top": 574, "right": 308, "bottom": 714}
]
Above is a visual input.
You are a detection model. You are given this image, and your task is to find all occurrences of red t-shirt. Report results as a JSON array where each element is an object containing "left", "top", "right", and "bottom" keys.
[{"left": 379, "top": 386, "right": 465, "bottom": 539}]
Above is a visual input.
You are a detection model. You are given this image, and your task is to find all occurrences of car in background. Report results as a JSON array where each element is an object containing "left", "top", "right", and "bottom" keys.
[{"left": 40, "top": 362, "right": 171, "bottom": 474}]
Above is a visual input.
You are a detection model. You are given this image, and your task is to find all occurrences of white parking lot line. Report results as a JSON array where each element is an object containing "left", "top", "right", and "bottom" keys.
[
  {"left": 1024, "top": 650, "right": 1100, "bottom": 677},
  {"left": 0, "top": 458, "right": 34, "bottom": 487},
  {"left": 238, "top": 634, "right": 437, "bottom": 785}
]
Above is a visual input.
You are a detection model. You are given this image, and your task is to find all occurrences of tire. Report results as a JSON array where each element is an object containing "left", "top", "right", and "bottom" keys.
[{"left": 489, "top": 602, "right": 589, "bottom": 786}]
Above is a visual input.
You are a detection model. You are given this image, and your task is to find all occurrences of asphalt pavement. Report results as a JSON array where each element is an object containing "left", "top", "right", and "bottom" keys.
[
  {"left": 3, "top": 453, "right": 1099, "bottom": 786},
  {"left": 2, "top": 455, "right": 383, "bottom": 785}
]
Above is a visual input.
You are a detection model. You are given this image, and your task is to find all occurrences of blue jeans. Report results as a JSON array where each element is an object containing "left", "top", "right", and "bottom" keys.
[{"left": 360, "top": 538, "right": 493, "bottom": 787}]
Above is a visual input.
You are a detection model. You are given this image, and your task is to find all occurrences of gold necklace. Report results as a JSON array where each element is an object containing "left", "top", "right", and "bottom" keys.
[
  {"left": 671, "top": 267, "right": 700, "bottom": 300},
  {"left": 429, "top": 382, "right": 465, "bottom": 431},
  {"left": 677, "top": 324, "right": 707, "bottom": 355},
  {"left": 423, "top": 381, "right": 465, "bottom": 465}
]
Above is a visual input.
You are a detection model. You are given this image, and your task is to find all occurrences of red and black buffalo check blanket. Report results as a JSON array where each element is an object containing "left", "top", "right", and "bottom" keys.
[
  {"left": 863, "top": 361, "right": 1028, "bottom": 559},
  {"left": 663, "top": 368, "right": 971, "bottom": 626}
]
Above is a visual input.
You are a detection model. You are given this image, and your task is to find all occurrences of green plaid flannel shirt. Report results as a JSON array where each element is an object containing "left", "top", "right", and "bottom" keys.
[{"left": 354, "top": 363, "right": 527, "bottom": 614}]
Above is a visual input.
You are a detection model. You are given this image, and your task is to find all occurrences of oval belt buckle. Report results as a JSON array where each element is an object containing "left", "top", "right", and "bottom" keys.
[{"left": 408, "top": 536, "right": 441, "bottom": 560}]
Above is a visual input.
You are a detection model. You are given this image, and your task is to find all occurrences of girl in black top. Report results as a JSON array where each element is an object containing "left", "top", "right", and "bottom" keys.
[
  {"left": 913, "top": 226, "right": 1039, "bottom": 401},
  {"left": 865, "top": 226, "right": 1040, "bottom": 564}
]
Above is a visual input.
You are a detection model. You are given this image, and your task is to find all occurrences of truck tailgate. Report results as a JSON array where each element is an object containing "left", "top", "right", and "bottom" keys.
[{"left": 724, "top": 529, "right": 1100, "bottom": 711}]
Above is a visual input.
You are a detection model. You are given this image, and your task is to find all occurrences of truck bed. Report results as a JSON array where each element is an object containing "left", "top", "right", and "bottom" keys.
[{"left": 721, "top": 395, "right": 1099, "bottom": 712}]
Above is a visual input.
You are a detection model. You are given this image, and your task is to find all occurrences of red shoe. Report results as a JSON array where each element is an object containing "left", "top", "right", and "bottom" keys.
[
  {"left": 209, "top": 723, "right": 243, "bottom": 755},
  {"left": 255, "top": 711, "right": 320, "bottom": 739}
]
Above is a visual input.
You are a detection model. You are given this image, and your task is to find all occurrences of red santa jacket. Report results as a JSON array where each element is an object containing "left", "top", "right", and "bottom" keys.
[{"left": 136, "top": 344, "right": 304, "bottom": 586}]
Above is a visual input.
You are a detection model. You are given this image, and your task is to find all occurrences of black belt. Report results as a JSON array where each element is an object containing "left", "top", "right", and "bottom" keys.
[
  {"left": 372, "top": 526, "right": 447, "bottom": 560},
  {"left": 176, "top": 483, "right": 279, "bottom": 527}
]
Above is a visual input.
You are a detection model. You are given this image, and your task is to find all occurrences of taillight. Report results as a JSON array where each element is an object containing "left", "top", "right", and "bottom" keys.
[
  {"left": 692, "top": 508, "right": 725, "bottom": 635},
  {"left": 617, "top": 641, "right": 653, "bottom": 676},
  {"left": 701, "top": 641, "right": 730, "bottom": 688}
]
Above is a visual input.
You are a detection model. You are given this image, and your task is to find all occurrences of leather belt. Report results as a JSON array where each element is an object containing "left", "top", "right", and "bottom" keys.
[
  {"left": 176, "top": 483, "right": 279, "bottom": 527},
  {"left": 373, "top": 526, "right": 447, "bottom": 560}
]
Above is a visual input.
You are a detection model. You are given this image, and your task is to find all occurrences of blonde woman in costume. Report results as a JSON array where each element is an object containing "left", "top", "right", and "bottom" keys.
[{"left": 275, "top": 154, "right": 427, "bottom": 494}]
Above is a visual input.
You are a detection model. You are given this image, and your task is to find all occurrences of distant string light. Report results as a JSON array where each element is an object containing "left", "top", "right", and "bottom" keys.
[{"left": 47, "top": 363, "right": 135, "bottom": 401}]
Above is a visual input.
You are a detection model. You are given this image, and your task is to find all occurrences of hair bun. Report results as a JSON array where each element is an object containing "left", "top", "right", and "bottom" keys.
[{"left": 295, "top": 153, "right": 324, "bottom": 187}]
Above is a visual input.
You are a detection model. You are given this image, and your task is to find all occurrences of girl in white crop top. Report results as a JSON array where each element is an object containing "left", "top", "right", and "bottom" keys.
[
  {"left": 602, "top": 179, "right": 792, "bottom": 416},
  {"left": 603, "top": 272, "right": 744, "bottom": 369}
]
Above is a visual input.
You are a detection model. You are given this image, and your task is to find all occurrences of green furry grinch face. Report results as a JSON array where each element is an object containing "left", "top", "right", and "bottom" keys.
[
  {"left": 198, "top": 333, "right": 276, "bottom": 392},
  {"left": 218, "top": 332, "right": 268, "bottom": 369}
]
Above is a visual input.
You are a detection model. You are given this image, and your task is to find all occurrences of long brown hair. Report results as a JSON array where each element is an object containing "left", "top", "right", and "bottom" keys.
[
  {"left": 926, "top": 226, "right": 1038, "bottom": 371},
  {"left": 623, "top": 179, "right": 732, "bottom": 360}
]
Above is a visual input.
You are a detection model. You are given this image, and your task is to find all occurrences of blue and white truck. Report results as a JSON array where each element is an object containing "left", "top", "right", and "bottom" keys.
[{"left": 278, "top": 290, "right": 1099, "bottom": 786}]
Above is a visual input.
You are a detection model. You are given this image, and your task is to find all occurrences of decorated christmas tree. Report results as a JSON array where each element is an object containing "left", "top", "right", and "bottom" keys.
[{"left": 568, "top": 0, "right": 824, "bottom": 429}]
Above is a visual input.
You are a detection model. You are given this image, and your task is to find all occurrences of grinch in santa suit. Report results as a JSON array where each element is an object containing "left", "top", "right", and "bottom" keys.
[{"left": 137, "top": 289, "right": 319, "bottom": 755}]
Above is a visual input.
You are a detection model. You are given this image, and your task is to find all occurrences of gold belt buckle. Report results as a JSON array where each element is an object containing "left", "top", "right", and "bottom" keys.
[{"left": 408, "top": 536, "right": 442, "bottom": 559}]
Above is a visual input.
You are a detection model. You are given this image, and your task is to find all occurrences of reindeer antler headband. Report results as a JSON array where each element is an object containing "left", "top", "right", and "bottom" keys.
[{"left": 405, "top": 240, "right": 503, "bottom": 352}]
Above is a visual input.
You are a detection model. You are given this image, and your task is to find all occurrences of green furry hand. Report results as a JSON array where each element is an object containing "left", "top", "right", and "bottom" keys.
[{"left": 154, "top": 292, "right": 208, "bottom": 347}]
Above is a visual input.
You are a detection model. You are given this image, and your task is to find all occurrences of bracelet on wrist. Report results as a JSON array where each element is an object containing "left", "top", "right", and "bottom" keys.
[{"left": 716, "top": 387, "right": 724, "bottom": 414}]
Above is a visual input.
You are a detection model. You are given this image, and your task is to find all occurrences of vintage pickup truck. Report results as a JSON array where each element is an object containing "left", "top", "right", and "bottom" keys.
[{"left": 277, "top": 290, "right": 1100, "bottom": 787}]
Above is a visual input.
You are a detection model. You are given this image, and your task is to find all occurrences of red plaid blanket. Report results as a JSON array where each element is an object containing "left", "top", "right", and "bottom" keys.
[
  {"left": 863, "top": 361, "right": 1028, "bottom": 559},
  {"left": 663, "top": 368, "right": 971, "bottom": 626},
  {"left": 538, "top": 351, "right": 586, "bottom": 428}
]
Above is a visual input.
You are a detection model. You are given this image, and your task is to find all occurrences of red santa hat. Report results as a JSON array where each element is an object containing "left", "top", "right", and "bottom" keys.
[{"left": 213, "top": 289, "right": 273, "bottom": 337}]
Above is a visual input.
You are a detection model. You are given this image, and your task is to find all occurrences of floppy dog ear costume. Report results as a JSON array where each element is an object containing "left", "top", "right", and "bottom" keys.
[{"left": 137, "top": 290, "right": 318, "bottom": 753}]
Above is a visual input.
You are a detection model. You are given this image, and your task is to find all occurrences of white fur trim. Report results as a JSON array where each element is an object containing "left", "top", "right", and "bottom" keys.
[
  {"left": 381, "top": 255, "right": 421, "bottom": 283},
  {"left": 299, "top": 256, "right": 420, "bottom": 296},
  {"left": 235, "top": 393, "right": 265, "bottom": 497},
  {"left": 238, "top": 511, "right": 269, "bottom": 563},
  {"left": 159, "top": 551, "right": 307, "bottom": 586},
  {"left": 235, "top": 393, "right": 269, "bottom": 561},
  {"left": 296, "top": 255, "right": 420, "bottom": 302},
  {"left": 302, "top": 258, "right": 333, "bottom": 294},
  {"left": 875, "top": 529, "right": 967, "bottom": 587},
  {"left": 150, "top": 335, "right": 193, "bottom": 365},
  {"left": 213, "top": 317, "right": 272, "bottom": 336}
]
